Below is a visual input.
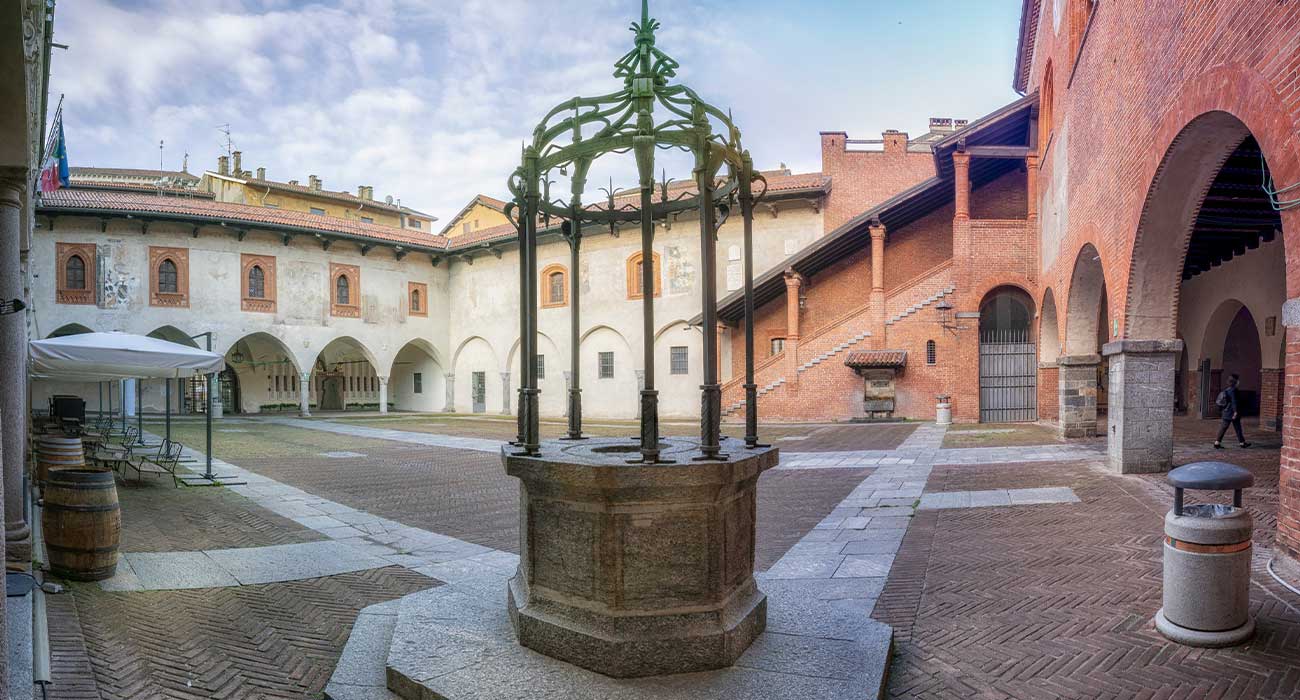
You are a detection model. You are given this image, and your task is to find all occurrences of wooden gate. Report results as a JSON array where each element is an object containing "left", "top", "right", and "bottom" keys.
[{"left": 979, "top": 328, "right": 1037, "bottom": 423}]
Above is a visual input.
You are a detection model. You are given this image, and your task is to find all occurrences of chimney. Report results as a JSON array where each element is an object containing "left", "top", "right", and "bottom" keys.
[
  {"left": 309, "top": 175, "right": 321, "bottom": 191},
  {"left": 232, "top": 151, "right": 242, "bottom": 176},
  {"left": 217, "top": 155, "right": 229, "bottom": 176},
  {"left": 358, "top": 185, "right": 372, "bottom": 200},
  {"left": 882, "top": 129, "right": 909, "bottom": 154},
  {"left": 288, "top": 179, "right": 299, "bottom": 186},
  {"left": 256, "top": 166, "right": 266, "bottom": 180}
]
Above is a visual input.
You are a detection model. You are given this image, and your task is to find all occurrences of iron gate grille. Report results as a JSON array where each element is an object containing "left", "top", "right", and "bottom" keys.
[{"left": 979, "top": 328, "right": 1037, "bottom": 423}]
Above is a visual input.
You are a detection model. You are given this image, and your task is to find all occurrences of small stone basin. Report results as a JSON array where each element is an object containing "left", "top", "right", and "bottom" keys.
[{"left": 502, "top": 435, "right": 779, "bottom": 678}]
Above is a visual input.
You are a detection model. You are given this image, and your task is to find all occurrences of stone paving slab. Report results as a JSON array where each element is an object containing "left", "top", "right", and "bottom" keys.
[
  {"left": 917, "top": 487, "right": 1080, "bottom": 510},
  {"left": 114, "top": 551, "right": 240, "bottom": 590},
  {"left": 206, "top": 540, "right": 395, "bottom": 585},
  {"left": 268, "top": 416, "right": 505, "bottom": 453}
]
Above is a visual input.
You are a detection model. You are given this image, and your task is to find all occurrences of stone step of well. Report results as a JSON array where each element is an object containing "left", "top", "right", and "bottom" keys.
[{"left": 353, "top": 579, "right": 893, "bottom": 699}]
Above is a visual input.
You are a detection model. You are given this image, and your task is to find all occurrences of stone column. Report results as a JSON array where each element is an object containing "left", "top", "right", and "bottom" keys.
[
  {"left": 501, "top": 372, "right": 512, "bottom": 415},
  {"left": 378, "top": 376, "right": 389, "bottom": 414},
  {"left": 0, "top": 181, "right": 26, "bottom": 556},
  {"left": 1103, "top": 339, "right": 1182, "bottom": 474},
  {"left": 635, "top": 370, "right": 646, "bottom": 419},
  {"left": 562, "top": 371, "right": 572, "bottom": 418},
  {"left": 868, "top": 220, "right": 887, "bottom": 346},
  {"left": 298, "top": 372, "right": 312, "bottom": 416},
  {"left": 1057, "top": 354, "right": 1100, "bottom": 437},
  {"left": 783, "top": 271, "right": 802, "bottom": 387},
  {"left": 951, "top": 150, "right": 972, "bottom": 296},
  {"left": 444, "top": 372, "right": 455, "bottom": 412}
]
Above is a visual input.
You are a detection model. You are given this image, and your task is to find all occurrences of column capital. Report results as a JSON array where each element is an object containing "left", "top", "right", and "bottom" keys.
[
  {"left": 868, "top": 219, "right": 886, "bottom": 240},
  {"left": 951, "top": 150, "right": 971, "bottom": 168},
  {"left": 782, "top": 268, "right": 803, "bottom": 288},
  {"left": 1024, "top": 152, "right": 1040, "bottom": 170},
  {"left": 377, "top": 375, "right": 389, "bottom": 385}
]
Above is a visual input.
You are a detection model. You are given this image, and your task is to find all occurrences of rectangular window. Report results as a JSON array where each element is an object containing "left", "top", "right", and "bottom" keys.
[
  {"left": 462, "top": 222, "right": 471, "bottom": 234},
  {"left": 670, "top": 346, "right": 689, "bottom": 375},
  {"left": 598, "top": 352, "right": 614, "bottom": 379},
  {"left": 310, "top": 207, "right": 327, "bottom": 216},
  {"left": 410, "top": 220, "right": 421, "bottom": 229},
  {"left": 414, "top": 372, "right": 423, "bottom": 394},
  {"left": 275, "top": 376, "right": 281, "bottom": 392},
  {"left": 360, "top": 216, "right": 374, "bottom": 224},
  {"left": 536, "top": 355, "right": 545, "bottom": 380},
  {"left": 770, "top": 338, "right": 785, "bottom": 356}
]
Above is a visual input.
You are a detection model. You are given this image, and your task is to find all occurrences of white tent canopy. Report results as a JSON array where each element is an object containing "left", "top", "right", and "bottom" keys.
[{"left": 29, "top": 331, "right": 225, "bottom": 381}]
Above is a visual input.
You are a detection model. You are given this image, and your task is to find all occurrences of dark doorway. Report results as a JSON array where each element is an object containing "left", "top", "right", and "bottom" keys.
[
  {"left": 979, "top": 287, "right": 1037, "bottom": 422},
  {"left": 219, "top": 368, "right": 241, "bottom": 414}
]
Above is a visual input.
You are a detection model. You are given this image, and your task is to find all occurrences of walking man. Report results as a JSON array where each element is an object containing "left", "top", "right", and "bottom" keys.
[{"left": 1214, "top": 373, "right": 1251, "bottom": 449}]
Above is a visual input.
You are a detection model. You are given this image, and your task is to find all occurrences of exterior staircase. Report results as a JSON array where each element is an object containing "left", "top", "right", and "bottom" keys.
[
  {"left": 721, "top": 330, "right": 872, "bottom": 416},
  {"left": 885, "top": 284, "right": 957, "bottom": 326}
]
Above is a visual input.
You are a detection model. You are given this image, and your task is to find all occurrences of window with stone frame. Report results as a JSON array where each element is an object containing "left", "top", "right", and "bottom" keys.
[
  {"left": 408, "top": 281, "right": 428, "bottom": 317},
  {"left": 56, "top": 243, "right": 97, "bottom": 305},
  {"left": 330, "top": 263, "right": 361, "bottom": 317},
  {"left": 626, "top": 251, "right": 662, "bottom": 299},
  {"left": 536, "top": 354, "right": 545, "bottom": 380},
  {"left": 541, "top": 264, "right": 568, "bottom": 308},
  {"left": 241, "top": 253, "right": 276, "bottom": 313},
  {"left": 770, "top": 337, "right": 785, "bottom": 357},
  {"left": 149, "top": 246, "right": 189, "bottom": 307},
  {"left": 414, "top": 372, "right": 423, "bottom": 394},
  {"left": 598, "top": 351, "right": 614, "bottom": 379}
]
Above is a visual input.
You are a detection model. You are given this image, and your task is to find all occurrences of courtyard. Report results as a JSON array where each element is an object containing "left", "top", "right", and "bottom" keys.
[{"left": 32, "top": 414, "right": 1299, "bottom": 699}]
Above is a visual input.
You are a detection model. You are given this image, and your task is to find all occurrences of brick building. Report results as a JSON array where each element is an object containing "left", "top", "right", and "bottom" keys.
[{"left": 715, "top": 1, "right": 1300, "bottom": 587}]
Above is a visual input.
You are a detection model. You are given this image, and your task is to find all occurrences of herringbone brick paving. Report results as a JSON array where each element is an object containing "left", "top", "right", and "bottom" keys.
[
  {"left": 118, "top": 479, "right": 325, "bottom": 552},
  {"left": 194, "top": 424, "right": 870, "bottom": 568},
  {"left": 57, "top": 566, "right": 435, "bottom": 700},
  {"left": 876, "top": 450, "right": 1300, "bottom": 699}
]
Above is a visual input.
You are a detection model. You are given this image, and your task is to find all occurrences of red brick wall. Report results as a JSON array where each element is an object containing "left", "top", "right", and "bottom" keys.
[
  {"left": 820, "top": 132, "right": 936, "bottom": 233},
  {"left": 1038, "top": 364, "right": 1059, "bottom": 421},
  {"left": 1021, "top": 3, "right": 1300, "bottom": 559},
  {"left": 1262, "top": 367, "right": 1284, "bottom": 431},
  {"left": 1282, "top": 327, "right": 1300, "bottom": 561}
]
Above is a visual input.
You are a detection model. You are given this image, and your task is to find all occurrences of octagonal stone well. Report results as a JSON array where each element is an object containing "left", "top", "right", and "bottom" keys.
[{"left": 502, "top": 436, "right": 779, "bottom": 678}]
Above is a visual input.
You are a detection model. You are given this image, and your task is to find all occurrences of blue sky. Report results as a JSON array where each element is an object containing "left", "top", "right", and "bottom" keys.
[{"left": 49, "top": 0, "right": 1022, "bottom": 222}]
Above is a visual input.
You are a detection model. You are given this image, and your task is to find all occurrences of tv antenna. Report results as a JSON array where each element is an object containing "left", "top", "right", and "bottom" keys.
[
  {"left": 216, "top": 124, "right": 234, "bottom": 158},
  {"left": 159, "top": 139, "right": 165, "bottom": 169}
]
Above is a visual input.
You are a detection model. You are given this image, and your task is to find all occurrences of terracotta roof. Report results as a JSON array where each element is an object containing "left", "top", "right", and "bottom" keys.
[
  {"left": 63, "top": 180, "right": 214, "bottom": 197},
  {"left": 244, "top": 177, "right": 409, "bottom": 215},
  {"left": 70, "top": 167, "right": 198, "bottom": 181},
  {"left": 37, "top": 189, "right": 449, "bottom": 251},
  {"left": 845, "top": 350, "right": 907, "bottom": 369},
  {"left": 442, "top": 171, "right": 829, "bottom": 252},
  {"left": 437, "top": 194, "right": 511, "bottom": 237}
]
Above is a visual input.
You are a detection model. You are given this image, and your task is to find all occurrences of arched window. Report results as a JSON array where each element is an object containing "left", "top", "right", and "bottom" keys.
[
  {"left": 158, "top": 259, "right": 178, "bottom": 294},
  {"left": 65, "top": 255, "right": 85, "bottom": 290},
  {"left": 247, "top": 265, "right": 265, "bottom": 299},
  {"left": 626, "top": 251, "right": 662, "bottom": 299},
  {"left": 336, "top": 275, "right": 350, "bottom": 305},
  {"left": 411, "top": 287, "right": 421, "bottom": 312},
  {"left": 541, "top": 264, "right": 568, "bottom": 308},
  {"left": 548, "top": 271, "right": 564, "bottom": 303},
  {"left": 926, "top": 340, "right": 937, "bottom": 365}
]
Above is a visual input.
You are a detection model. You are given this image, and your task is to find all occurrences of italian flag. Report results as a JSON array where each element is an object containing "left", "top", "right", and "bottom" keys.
[{"left": 38, "top": 117, "right": 69, "bottom": 194}]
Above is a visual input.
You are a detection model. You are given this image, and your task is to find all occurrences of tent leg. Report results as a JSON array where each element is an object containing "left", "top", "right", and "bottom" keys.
[
  {"left": 204, "top": 372, "right": 214, "bottom": 480},
  {"left": 120, "top": 380, "right": 126, "bottom": 433},
  {"left": 165, "top": 379, "right": 171, "bottom": 444},
  {"left": 98, "top": 382, "right": 103, "bottom": 421},
  {"left": 136, "top": 378, "right": 143, "bottom": 444}
]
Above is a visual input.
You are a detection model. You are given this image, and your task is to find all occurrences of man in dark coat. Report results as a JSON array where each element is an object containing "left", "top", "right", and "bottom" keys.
[{"left": 1214, "top": 373, "right": 1251, "bottom": 449}]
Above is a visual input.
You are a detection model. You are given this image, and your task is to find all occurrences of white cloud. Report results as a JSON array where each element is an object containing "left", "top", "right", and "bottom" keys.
[{"left": 49, "top": 0, "right": 1020, "bottom": 223}]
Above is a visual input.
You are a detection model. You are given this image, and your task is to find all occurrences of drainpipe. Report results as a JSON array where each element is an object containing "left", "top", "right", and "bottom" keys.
[{"left": 258, "top": 184, "right": 272, "bottom": 206}]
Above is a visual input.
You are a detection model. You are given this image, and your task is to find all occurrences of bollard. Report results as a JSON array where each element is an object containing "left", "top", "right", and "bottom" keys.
[{"left": 1154, "top": 461, "right": 1255, "bottom": 647}]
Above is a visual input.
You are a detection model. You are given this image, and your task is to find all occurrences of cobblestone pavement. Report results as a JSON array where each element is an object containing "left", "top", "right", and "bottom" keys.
[
  {"left": 117, "top": 478, "right": 324, "bottom": 552},
  {"left": 875, "top": 452, "right": 1300, "bottom": 699},
  {"left": 941, "top": 422, "right": 1067, "bottom": 448},
  {"left": 58, "top": 567, "right": 435, "bottom": 700}
]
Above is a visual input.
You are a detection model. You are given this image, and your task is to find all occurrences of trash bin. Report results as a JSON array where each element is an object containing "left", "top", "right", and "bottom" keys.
[
  {"left": 935, "top": 395, "right": 952, "bottom": 426},
  {"left": 1154, "top": 461, "right": 1255, "bottom": 647}
]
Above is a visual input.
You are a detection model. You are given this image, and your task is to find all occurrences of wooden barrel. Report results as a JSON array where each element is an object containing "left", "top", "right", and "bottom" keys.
[
  {"left": 36, "top": 435, "right": 85, "bottom": 483},
  {"left": 42, "top": 469, "right": 120, "bottom": 581}
]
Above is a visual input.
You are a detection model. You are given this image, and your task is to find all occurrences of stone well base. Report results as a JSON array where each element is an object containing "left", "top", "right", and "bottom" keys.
[
  {"left": 376, "top": 584, "right": 893, "bottom": 700},
  {"left": 508, "top": 573, "right": 767, "bottom": 678}
]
